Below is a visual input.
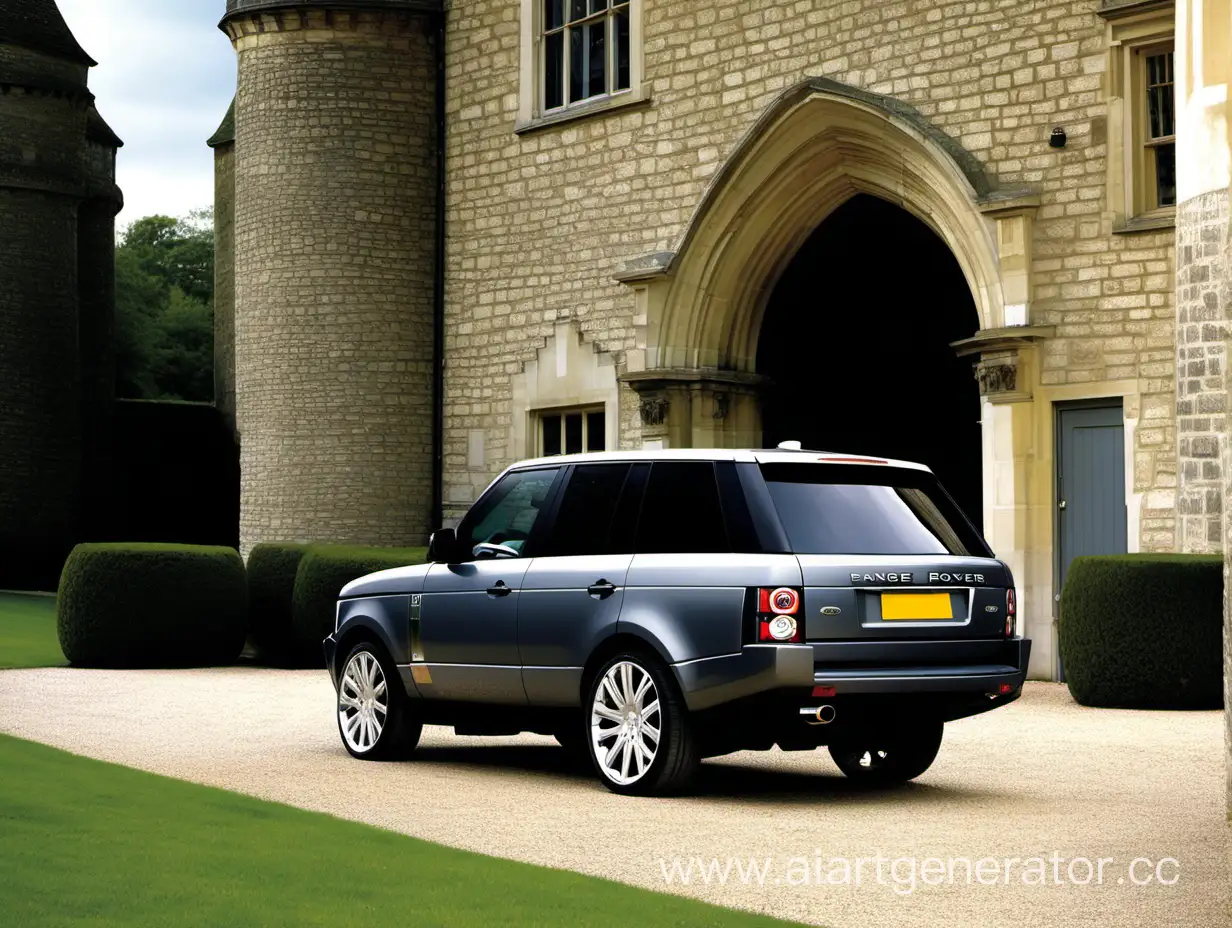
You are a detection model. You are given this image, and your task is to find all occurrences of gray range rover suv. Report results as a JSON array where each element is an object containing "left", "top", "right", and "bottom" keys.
[{"left": 324, "top": 447, "right": 1030, "bottom": 795}]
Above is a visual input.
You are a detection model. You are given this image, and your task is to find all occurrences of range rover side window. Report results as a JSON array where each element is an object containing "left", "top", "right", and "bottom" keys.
[
  {"left": 759, "top": 463, "right": 990, "bottom": 557},
  {"left": 457, "top": 467, "right": 560, "bottom": 558},
  {"left": 543, "top": 463, "right": 632, "bottom": 557},
  {"left": 635, "top": 461, "right": 730, "bottom": 554}
]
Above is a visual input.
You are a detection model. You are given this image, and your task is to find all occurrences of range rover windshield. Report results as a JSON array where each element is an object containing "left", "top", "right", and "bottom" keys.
[{"left": 759, "top": 463, "right": 991, "bottom": 557}]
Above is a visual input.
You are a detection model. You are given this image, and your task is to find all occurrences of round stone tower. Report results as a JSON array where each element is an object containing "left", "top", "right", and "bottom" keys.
[
  {"left": 221, "top": 1, "right": 441, "bottom": 552},
  {"left": 0, "top": 1, "right": 120, "bottom": 588}
]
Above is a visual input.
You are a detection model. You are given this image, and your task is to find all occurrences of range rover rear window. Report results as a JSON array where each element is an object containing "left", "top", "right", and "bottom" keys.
[{"left": 759, "top": 463, "right": 991, "bottom": 557}]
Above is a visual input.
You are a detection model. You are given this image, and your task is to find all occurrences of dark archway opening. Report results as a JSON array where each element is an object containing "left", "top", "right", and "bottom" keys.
[{"left": 756, "top": 193, "right": 983, "bottom": 528}]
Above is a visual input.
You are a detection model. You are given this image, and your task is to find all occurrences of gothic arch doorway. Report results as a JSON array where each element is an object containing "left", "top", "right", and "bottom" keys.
[{"left": 756, "top": 193, "right": 982, "bottom": 524}]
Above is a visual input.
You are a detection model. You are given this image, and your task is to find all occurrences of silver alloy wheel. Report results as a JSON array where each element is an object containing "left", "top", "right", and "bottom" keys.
[
  {"left": 338, "top": 650, "right": 388, "bottom": 754},
  {"left": 590, "top": 660, "right": 661, "bottom": 786}
]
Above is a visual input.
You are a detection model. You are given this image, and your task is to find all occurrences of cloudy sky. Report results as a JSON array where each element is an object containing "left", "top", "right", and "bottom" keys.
[{"left": 58, "top": 0, "right": 236, "bottom": 228}]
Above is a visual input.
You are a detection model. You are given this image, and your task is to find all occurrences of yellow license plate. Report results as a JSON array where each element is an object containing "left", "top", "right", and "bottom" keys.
[{"left": 880, "top": 592, "right": 954, "bottom": 621}]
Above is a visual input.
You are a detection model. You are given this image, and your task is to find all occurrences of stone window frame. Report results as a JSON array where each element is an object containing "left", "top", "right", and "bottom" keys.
[
  {"left": 1101, "top": 0, "right": 1178, "bottom": 232},
  {"left": 516, "top": 0, "right": 648, "bottom": 134},
  {"left": 534, "top": 404, "right": 607, "bottom": 456}
]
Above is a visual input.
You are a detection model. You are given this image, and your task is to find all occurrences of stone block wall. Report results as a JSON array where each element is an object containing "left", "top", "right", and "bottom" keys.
[
  {"left": 0, "top": 43, "right": 92, "bottom": 588},
  {"left": 213, "top": 142, "right": 236, "bottom": 434},
  {"left": 227, "top": 9, "right": 439, "bottom": 552},
  {"left": 1176, "top": 189, "right": 1229, "bottom": 552},
  {"left": 440, "top": 0, "right": 1177, "bottom": 543},
  {"left": 0, "top": 187, "right": 83, "bottom": 586}
]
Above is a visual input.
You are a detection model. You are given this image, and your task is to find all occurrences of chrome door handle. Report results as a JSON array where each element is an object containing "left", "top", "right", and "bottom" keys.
[
  {"left": 486, "top": 581, "right": 512, "bottom": 597},
  {"left": 587, "top": 580, "right": 616, "bottom": 598}
]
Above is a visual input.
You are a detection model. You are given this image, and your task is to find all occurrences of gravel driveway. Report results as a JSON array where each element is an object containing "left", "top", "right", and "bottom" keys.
[{"left": 0, "top": 669, "right": 1225, "bottom": 928}]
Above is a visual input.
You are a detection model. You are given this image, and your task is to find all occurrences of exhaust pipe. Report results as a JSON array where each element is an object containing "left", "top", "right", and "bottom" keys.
[{"left": 800, "top": 705, "right": 837, "bottom": 726}]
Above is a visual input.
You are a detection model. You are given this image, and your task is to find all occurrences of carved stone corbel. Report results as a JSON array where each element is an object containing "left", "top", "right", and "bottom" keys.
[
  {"left": 639, "top": 394, "right": 669, "bottom": 427},
  {"left": 951, "top": 325, "right": 1054, "bottom": 404},
  {"left": 975, "top": 358, "right": 1018, "bottom": 396}
]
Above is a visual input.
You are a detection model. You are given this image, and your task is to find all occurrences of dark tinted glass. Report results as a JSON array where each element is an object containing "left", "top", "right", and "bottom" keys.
[
  {"left": 545, "top": 463, "right": 631, "bottom": 556},
  {"left": 587, "top": 411, "right": 605, "bottom": 450},
  {"left": 609, "top": 462, "right": 649, "bottom": 553},
  {"left": 715, "top": 460, "right": 760, "bottom": 553},
  {"left": 541, "top": 414, "right": 562, "bottom": 456},
  {"left": 586, "top": 19, "right": 606, "bottom": 97},
  {"left": 1155, "top": 142, "right": 1176, "bottom": 207},
  {"left": 569, "top": 27, "right": 583, "bottom": 102},
  {"left": 614, "top": 7, "right": 630, "bottom": 90},
  {"left": 635, "top": 462, "right": 730, "bottom": 554},
  {"left": 1146, "top": 52, "right": 1174, "bottom": 138},
  {"left": 544, "top": 31, "right": 564, "bottom": 109},
  {"left": 760, "top": 463, "right": 989, "bottom": 557},
  {"left": 545, "top": 0, "right": 564, "bottom": 30},
  {"left": 458, "top": 467, "right": 560, "bottom": 558},
  {"left": 564, "top": 413, "right": 583, "bottom": 453}
]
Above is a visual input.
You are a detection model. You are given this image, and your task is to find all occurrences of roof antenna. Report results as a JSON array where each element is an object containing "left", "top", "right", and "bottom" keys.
[{"left": 777, "top": 440, "right": 803, "bottom": 451}]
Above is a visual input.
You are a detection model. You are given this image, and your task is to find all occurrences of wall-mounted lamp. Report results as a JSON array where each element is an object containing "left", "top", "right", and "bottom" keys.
[{"left": 1049, "top": 127, "right": 1067, "bottom": 148}]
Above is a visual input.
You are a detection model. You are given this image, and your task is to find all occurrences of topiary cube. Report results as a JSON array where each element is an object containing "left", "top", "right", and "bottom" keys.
[{"left": 57, "top": 543, "right": 247, "bottom": 668}]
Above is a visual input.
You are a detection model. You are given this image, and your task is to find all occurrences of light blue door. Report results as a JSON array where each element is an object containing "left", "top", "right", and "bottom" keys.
[{"left": 1056, "top": 402, "right": 1128, "bottom": 678}]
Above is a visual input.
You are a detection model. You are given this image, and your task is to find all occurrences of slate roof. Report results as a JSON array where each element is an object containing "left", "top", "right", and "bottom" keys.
[
  {"left": 224, "top": 0, "right": 440, "bottom": 16},
  {"left": 207, "top": 97, "right": 236, "bottom": 149},
  {"left": 86, "top": 105, "right": 123, "bottom": 148},
  {"left": 0, "top": 0, "right": 95, "bottom": 66}
]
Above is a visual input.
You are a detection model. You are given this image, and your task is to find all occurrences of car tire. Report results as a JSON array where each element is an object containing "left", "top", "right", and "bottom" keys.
[
  {"left": 553, "top": 722, "right": 587, "bottom": 755},
  {"left": 336, "top": 641, "right": 422, "bottom": 760},
  {"left": 585, "top": 650, "right": 699, "bottom": 796},
  {"left": 827, "top": 719, "right": 944, "bottom": 786}
]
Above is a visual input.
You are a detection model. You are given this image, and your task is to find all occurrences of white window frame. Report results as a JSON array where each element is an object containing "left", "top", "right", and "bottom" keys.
[
  {"left": 517, "top": 0, "right": 647, "bottom": 133},
  {"left": 1103, "top": 3, "right": 1177, "bottom": 231},
  {"left": 535, "top": 405, "right": 607, "bottom": 457}
]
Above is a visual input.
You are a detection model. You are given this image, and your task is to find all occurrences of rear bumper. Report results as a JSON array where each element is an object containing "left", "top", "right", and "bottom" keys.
[{"left": 673, "top": 638, "right": 1032, "bottom": 712}]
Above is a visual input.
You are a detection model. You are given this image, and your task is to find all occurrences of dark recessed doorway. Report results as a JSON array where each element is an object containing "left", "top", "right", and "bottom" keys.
[{"left": 756, "top": 193, "right": 983, "bottom": 527}]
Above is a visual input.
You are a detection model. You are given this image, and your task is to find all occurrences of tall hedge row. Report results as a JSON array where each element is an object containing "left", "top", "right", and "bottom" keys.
[
  {"left": 57, "top": 543, "right": 247, "bottom": 668},
  {"left": 288, "top": 545, "right": 429, "bottom": 668},
  {"left": 1059, "top": 554, "right": 1223, "bottom": 709},
  {"left": 246, "top": 542, "right": 314, "bottom": 664}
]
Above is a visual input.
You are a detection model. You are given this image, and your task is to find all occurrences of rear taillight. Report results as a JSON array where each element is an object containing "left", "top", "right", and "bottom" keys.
[
  {"left": 755, "top": 587, "right": 803, "bottom": 642},
  {"left": 1005, "top": 588, "right": 1016, "bottom": 637}
]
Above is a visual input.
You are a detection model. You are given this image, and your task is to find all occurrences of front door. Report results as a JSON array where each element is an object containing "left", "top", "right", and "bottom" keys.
[
  {"left": 418, "top": 466, "right": 562, "bottom": 703},
  {"left": 1056, "top": 401, "right": 1128, "bottom": 678},
  {"left": 518, "top": 462, "right": 648, "bottom": 706}
]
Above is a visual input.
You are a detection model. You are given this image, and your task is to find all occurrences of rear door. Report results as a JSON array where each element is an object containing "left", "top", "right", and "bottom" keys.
[
  {"left": 757, "top": 462, "right": 1010, "bottom": 641},
  {"left": 518, "top": 462, "right": 645, "bottom": 706},
  {"left": 620, "top": 460, "right": 800, "bottom": 663}
]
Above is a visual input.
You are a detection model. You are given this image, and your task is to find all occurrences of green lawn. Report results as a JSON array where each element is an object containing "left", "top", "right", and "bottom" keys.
[
  {"left": 0, "top": 592, "right": 63, "bottom": 669},
  {"left": 0, "top": 735, "right": 804, "bottom": 928}
]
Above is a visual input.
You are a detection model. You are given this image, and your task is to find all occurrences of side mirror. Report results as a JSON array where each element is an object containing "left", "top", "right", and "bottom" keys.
[{"left": 428, "top": 528, "right": 457, "bottom": 564}]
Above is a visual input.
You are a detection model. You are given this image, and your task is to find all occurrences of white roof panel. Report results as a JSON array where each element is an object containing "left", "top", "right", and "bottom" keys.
[{"left": 509, "top": 448, "right": 931, "bottom": 473}]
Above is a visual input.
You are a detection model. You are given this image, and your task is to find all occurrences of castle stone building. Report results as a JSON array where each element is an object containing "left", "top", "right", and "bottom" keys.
[
  {"left": 211, "top": 0, "right": 1230, "bottom": 694},
  {"left": 0, "top": 1, "right": 122, "bottom": 589}
]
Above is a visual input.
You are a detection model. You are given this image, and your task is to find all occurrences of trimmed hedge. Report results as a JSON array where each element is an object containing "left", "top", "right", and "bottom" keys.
[
  {"left": 246, "top": 543, "right": 314, "bottom": 664},
  {"left": 289, "top": 545, "right": 429, "bottom": 668},
  {"left": 1059, "top": 554, "right": 1223, "bottom": 709},
  {"left": 57, "top": 543, "right": 247, "bottom": 668}
]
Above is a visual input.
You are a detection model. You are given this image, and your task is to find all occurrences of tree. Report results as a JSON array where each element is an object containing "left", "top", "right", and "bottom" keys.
[
  {"left": 113, "top": 209, "right": 215, "bottom": 402},
  {"left": 122, "top": 211, "right": 214, "bottom": 305}
]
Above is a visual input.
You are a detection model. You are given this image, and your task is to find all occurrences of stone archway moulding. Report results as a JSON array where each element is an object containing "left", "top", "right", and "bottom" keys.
[{"left": 615, "top": 77, "right": 1041, "bottom": 385}]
